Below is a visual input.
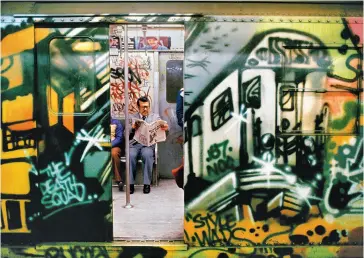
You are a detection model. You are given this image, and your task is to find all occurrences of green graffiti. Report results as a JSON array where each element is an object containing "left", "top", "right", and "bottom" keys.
[
  {"left": 38, "top": 161, "right": 88, "bottom": 209},
  {"left": 206, "top": 140, "right": 235, "bottom": 177},
  {"left": 328, "top": 141, "right": 336, "bottom": 150},
  {"left": 330, "top": 101, "right": 361, "bottom": 130}
]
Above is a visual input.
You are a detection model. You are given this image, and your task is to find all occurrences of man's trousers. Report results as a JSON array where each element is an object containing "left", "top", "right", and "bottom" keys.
[{"left": 129, "top": 143, "right": 154, "bottom": 185}]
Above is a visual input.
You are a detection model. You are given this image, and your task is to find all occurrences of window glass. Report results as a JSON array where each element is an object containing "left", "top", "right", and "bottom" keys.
[
  {"left": 166, "top": 60, "right": 183, "bottom": 103},
  {"left": 49, "top": 37, "right": 95, "bottom": 115}
]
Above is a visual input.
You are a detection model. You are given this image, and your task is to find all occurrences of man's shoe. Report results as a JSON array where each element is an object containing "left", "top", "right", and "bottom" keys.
[
  {"left": 130, "top": 184, "right": 134, "bottom": 194},
  {"left": 143, "top": 184, "right": 150, "bottom": 194},
  {"left": 118, "top": 182, "right": 124, "bottom": 191}
]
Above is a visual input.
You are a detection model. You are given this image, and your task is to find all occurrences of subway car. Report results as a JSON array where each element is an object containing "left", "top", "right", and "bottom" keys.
[{"left": 1, "top": 1, "right": 363, "bottom": 257}]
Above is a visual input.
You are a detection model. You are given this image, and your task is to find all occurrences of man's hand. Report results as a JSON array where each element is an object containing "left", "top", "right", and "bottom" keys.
[
  {"left": 132, "top": 121, "right": 141, "bottom": 130},
  {"left": 160, "top": 123, "right": 169, "bottom": 131},
  {"left": 157, "top": 120, "right": 169, "bottom": 131}
]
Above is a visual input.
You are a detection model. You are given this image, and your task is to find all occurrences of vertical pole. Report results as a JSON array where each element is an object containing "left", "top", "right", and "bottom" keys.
[{"left": 123, "top": 25, "right": 133, "bottom": 209}]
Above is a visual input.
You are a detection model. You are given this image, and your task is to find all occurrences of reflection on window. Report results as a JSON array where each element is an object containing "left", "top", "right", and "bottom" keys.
[
  {"left": 49, "top": 37, "right": 95, "bottom": 115},
  {"left": 210, "top": 87, "right": 234, "bottom": 131},
  {"left": 191, "top": 116, "right": 202, "bottom": 137},
  {"left": 166, "top": 60, "right": 183, "bottom": 103}
]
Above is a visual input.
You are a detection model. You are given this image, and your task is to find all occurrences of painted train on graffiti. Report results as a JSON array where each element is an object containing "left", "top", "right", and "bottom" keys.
[
  {"left": 0, "top": 11, "right": 363, "bottom": 258},
  {"left": 183, "top": 18, "right": 363, "bottom": 247}
]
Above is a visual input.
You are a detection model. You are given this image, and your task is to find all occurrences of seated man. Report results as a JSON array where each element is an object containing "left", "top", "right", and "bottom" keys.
[
  {"left": 111, "top": 118, "right": 124, "bottom": 191},
  {"left": 129, "top": 96, "right": 168, "bottom": 194}
]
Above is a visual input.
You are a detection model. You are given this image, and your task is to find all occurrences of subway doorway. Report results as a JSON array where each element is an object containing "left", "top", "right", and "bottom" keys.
[{"left": 109, "top": 24, "right": 185, "bottom": 240}]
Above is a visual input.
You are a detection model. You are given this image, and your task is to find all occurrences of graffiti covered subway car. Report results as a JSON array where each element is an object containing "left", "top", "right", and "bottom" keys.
[
  {"left": 1, "top": 1, "right": 364, "bottom": 257},
  {"left": 184, "top": 18, "right": 364, "bottom": 246}
]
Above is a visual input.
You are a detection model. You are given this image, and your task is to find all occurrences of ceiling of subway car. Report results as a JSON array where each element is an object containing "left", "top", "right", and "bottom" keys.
[
  {"left": 1, "top": 0, "right": 363, "bottom": 2},
  {"left": 1, "top": 1, "right": 363, "bottom": 16}
]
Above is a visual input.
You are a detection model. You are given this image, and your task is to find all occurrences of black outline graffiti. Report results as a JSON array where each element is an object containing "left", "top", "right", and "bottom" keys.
[
  {"left": 210, "top": 87, "right": 234, "bottom": 131},
  {"left": 242, "top": 75, "right": 261, "bottom": 109}
]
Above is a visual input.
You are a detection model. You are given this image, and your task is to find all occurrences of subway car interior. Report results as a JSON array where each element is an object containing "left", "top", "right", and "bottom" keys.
[{"left": 110, "top": 24, "right": 185, "bottom": 240}]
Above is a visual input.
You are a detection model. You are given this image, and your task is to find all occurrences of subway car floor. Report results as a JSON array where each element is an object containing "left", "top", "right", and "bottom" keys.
[{"left": 113, "top": 179, "right": 184, "bottom": 240}]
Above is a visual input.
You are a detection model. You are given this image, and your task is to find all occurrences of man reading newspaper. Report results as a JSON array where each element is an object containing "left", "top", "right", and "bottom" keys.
[
  {"left": 132, "top": 119, "right": 167, "bottom": 147},
  {"left": 128, "top": 96, "right": 169, "bottom": 194}
]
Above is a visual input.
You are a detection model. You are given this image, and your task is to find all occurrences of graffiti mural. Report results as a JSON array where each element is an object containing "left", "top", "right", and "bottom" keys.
[
  {"left": 110, "top": 25, "right": 155, "bottom": 118},
  {"left": 2, "top": 243, "right": 363, "bottom": 258},
  {"left": 1, "top": 12, "right": 363, "bottom": 258},
  {"left": 1, "top": 22, "right": 112, "bottom": 243},
  {"left": 1, "top": 22, "right": 36, "bottom": 238},
  {"left": 184, "top": 17, "right": 363, "bottom": 247}
]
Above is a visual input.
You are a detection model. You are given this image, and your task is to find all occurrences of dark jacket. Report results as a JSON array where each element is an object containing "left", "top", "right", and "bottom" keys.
[
  {"left": 176, "top": 88, "right": 184, "bottom": 128},
  {"left": 111, "top": 119, "right": 124, "bottom": 148}
]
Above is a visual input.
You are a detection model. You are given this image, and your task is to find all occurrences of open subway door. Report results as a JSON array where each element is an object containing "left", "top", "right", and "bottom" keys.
[
  {"left": 34, "top": 24, "right": 112, "bottom": 241},
  {"left": 110, "top": 24, "right": 185, "bottom": 241}
]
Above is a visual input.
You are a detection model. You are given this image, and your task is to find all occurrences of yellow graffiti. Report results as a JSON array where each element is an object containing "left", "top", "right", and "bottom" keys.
[
  {"left": 0, "top": 147, "right": 36, "bottom": 160},
  {"left": 47, "top": 86, "right": 76, "bottom": 132},
  {"left": 1, "top": 199, "right": 31, "bottom": 233},
  {"left": 330, "top": 50, "right": 361, "bottom": 81},
  {"left": 291, "top": 217, "right": 349, "bottom": 244},
  {"left": 185, "top": 209, "right": 290, "bottom": 246},
  {"left": 72, "top": 41, "right": 102, "bottom": 52},
  {"left": 256, "top": 20, "right": 361, "bottom": 80},
  {"left": 1, "top": 55, "right": 23, "bottom": 89},
  {"left": 2, "top": 94, "right": 33, "bottom": 123},
  {"left": 0, "top": 129, "right": 37, "bottom": 160},
  {"left": 185, "top": 207, "right": 360, "bottom": 246},
  {"left": 2, "top": 27, "right": 34, "bottom": 58},
  {"left": 3, "top": 243, "right": 355, "bottom": 258},
  {"left": 63, "top": 92, "right": 75, "bottom": 133},
  {"left": 47, "top": 85, "right": 59, "bottom": 126},
  {"left": 1, "top": 162, "right": 31, "bottom": 195},
  {"left": 35, "top": 27, "right": 52, "bottom": 44},
  {"left": 1, "top": 25, "right": 40, "bottom": 236}
]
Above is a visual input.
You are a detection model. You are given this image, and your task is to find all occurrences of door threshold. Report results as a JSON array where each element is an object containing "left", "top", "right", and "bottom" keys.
[
  {"left": 112, "top": 239, "right": 187, "bottom": 250},
  {"left": 34, "top": 240, "right": 188, "bottom": 250}
]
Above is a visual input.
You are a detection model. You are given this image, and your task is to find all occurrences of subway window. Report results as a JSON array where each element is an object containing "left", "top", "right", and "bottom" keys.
[
  {"left": 166, "top": 60, "right": 183, "bottom": 103},
  {"left": 49, "top": 37, "right": 96, "bottom": 115}
]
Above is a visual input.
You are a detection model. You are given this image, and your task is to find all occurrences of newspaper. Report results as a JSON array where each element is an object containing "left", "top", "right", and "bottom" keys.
[{"left": 133, "top": 119, "right": 167, "bottom": 146}]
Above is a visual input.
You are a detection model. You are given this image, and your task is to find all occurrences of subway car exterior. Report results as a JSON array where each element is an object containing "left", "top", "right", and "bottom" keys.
[{"left": 1, "top": 1, "right": 363, "bottom": 257}]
